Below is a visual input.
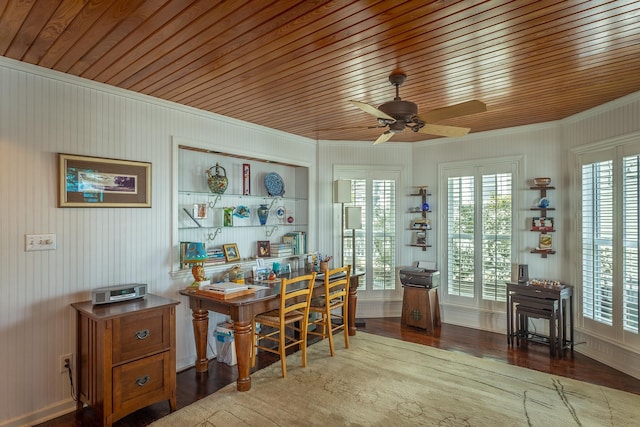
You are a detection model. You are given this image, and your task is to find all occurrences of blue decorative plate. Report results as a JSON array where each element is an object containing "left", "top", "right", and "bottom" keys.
[
  {"left": 264, "top": 172, "right": 285, "bottom": 196},
  {"left": 233, "top": 205, "right": 250, "bottom": 218}
]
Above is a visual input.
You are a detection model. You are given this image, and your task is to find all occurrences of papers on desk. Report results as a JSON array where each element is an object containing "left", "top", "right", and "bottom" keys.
[{"left": 202, "top": 282, "right": 249, "bottom": 294}]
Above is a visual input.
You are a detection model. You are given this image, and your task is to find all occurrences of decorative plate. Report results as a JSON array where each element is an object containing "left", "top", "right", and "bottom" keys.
[
  {"left": 538, "top": 197, "right": 550, "bottom": 208},
  {"left": 276, "top": 206, "right": 286, "bottom": 219},
  {"left": 264, "top": 172, "right": 285, "bottom": 196}
]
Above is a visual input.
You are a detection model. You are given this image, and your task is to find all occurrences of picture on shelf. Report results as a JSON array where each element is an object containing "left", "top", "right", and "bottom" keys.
[
  {"left": 257, "top": 240, "right": 271, "bottom": 257},
  {"left": 531, "top": 217, "right": 554, "bottom": 231},
  {"left": 193, "top": 203, "right": 207, "bottom": 219},
  {"left": 538, "top": 234, "right": 553, "bottom": 250},
  {"left": 410, "top": 218, "right": 431, "bottom": 230},
  {"left": 223, "top": 207, "right": 233, "bottom": 227},
  {"left": 223, "top": 243, "right": 240, "bottom": 262}
]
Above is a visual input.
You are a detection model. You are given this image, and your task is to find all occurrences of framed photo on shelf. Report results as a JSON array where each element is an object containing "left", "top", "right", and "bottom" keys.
[
  {"left": 538, "top": 234, "right": 553, "bottom": 250},
  {"left": 58, "top": 153, "right": 151, "bottom": 207},
  {"left": 532, "top": 216, "right": 554, "bottom": 231},
  {"left": 257, "top": 240, "right": 271, "bottom": 257},
  {"left": 223, "top": 243, "right": 240, "bottom": 262},
  {"left": 193, "top": 203, "right": 207, "bottom": 219}
]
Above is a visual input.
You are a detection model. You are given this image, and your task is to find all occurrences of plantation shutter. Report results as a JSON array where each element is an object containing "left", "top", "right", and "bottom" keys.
[
  {"left": 371, "top": 179, "right": 396, "bottom": 290},
  {"left": 481, "top": 173, "right": 512, "bottom": 301},
  {"left": 623, "top": 155, "right": 639, "bottom": 332},
  {"left": 447, "top": 176, "right": 475, "bottom": 297},
  {"left": 582, "top": 160, "right": 614, "bottom": 325}
]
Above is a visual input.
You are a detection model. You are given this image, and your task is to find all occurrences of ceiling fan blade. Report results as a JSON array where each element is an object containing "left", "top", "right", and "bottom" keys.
[
  {"left": 419, "top": 100, "right": 486, "bottom": 123},
  {"left": 350, "top": 100, "right": 395, "bottom": 121},
  {"left": 373, "top": 131, "right": 394, "bottom": 145},
  {"left": 419, "top": 124, "right": 470, "bottom": 138}
]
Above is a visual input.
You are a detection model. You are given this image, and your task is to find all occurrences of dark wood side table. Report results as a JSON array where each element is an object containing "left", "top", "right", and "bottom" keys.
[
  {"left": 506, "top": 282, "right": 573, "bottom": 355},
  {"left": 72, "top": 294, "right": 180, "bottom": 427}
]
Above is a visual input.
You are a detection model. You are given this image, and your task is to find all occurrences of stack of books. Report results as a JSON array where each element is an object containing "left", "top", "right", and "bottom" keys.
[
  {"left": 199, "top": 282, "right": 255, "bottom": 299},
  {"left": 283, "top": 231, "right": 306, "bottom": 255},
  {"left": 271, "top": 242, "right": 293, "bottom": 257},
  {"left": 207, "top": 247, "right": 226, "bottom": 265}
]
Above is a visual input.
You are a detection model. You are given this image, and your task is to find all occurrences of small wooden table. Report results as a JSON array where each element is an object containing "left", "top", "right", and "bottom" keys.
[
  {"left": 506, "top": 282, "right": 574, "bottom": 356},
  {"left": 179, "top": 271, "right": 363, "bottom": 391}
]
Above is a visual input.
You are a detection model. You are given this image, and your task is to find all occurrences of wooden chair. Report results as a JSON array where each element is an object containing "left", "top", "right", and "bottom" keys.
[
  {"left": 308, "top": 265, "right": 351, "bottom": 356},
  {"left": 251, "top": 272, "right": 317, "bottom": 378}
]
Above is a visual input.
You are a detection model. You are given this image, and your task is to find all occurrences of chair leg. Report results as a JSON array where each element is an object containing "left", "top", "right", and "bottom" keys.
[
  {"left": 301, "top": 319, "right": 308, "bottom": 368},
  {"left": 343, "top": 303, "right": 349, "bottom": 350},
  {"left": 326, "top": 307, "right": 335, "bottom": 357},
  {"left": 251, "top": 319, "right": 257, "bottom": 368},
  {"left": 280, "top": 327, "right": 287, "bottom": 378}
]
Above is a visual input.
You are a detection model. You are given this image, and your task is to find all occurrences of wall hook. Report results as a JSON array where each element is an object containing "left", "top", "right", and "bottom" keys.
[
  {"left": 266, "top": 225, "right": 278, "bottom": 238},
  {"left": 207, "top": 227, "right": 222, "bottom": 241},
  {"left": 208, "top": 195, "right": 221, "bottom": 209}
]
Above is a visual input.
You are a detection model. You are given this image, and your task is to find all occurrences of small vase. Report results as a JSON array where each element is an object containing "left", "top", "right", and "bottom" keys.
[{"left": 257, "top": 204, "right": 269, "bottom": 225}]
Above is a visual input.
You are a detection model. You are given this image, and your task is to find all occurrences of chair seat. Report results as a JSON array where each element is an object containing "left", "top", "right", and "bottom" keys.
[{"left": 255, "top": 309, "right": 305, "bottom": 325}]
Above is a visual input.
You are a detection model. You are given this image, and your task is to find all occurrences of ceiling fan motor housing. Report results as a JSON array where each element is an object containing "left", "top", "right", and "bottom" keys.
[{"left": 378, "top": 100, "right": 418, "bottom": 122}]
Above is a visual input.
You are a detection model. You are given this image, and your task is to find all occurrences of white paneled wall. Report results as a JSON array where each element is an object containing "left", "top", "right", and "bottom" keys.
[
  {"left": 2, "top": 54, "right": 640, "bottom": 425},
  {"left": 0, "top": 57, "right": 315, "bottom": 426}
]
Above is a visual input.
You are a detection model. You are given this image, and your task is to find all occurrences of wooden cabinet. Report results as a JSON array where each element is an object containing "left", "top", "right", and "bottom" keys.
[
  {"left": 408, "top": 186, "right": 432, "bottom": 251},
  {"left": 72, "top": 294, "right": 180, "bottom": 426},
  {"left": 529, "top": 183, "right": 556, "bottom": 257},
  {"left": 401, "top": 286, "right": 441, "bottom": 332}
]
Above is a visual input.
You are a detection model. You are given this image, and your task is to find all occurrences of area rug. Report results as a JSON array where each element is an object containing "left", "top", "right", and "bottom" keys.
[{"left": 152, "top": 332, "right": 640, "bottom": 426}]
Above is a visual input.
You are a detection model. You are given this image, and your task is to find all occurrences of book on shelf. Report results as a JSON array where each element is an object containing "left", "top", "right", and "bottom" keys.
[
  {"left": 538, "top": 234, "right": 553, "bottom": 250},
  {"left": 283, "top": 231, "right": 306, "bottom": 255}
]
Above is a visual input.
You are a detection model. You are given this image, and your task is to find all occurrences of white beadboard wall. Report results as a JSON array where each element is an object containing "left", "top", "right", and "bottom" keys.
[
  {"left": 0, "top": 57, "right": 316, "bottom": 427},
  {"left": 2, "top": 52, "right": 640, "bottom": 425}
]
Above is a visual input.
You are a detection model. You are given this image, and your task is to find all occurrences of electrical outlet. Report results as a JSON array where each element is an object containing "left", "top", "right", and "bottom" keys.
[{"left": 60, "top": 353, "right": 72, "bottom": 374}]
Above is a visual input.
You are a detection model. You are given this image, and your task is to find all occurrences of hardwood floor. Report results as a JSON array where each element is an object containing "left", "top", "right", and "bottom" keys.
[{"left": 38, "top": 319, "right": 640, "bottom": 426}]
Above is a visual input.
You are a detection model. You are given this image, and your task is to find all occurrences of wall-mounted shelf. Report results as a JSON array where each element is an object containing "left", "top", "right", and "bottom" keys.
[
  {"left": 409, "top": 186, "right": 431, "bottom": 251},
  {"left": 529, "top": 184, "right": 555, "bottom": 257}
]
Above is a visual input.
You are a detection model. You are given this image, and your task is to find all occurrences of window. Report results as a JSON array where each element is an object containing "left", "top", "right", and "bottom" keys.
[
  {"left": 441, "top": 159, "right": 518, "bottom": 306},
  {"left": 581, "top": 152, "right": 639, "bottom": 334},
  {"left": 336, "top": 168, "right": 399, "bottom": 295}
]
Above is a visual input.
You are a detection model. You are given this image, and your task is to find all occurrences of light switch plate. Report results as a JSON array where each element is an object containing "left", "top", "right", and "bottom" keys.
[{"left": 25, "top": 234, "right": 57, "bottom": 251}]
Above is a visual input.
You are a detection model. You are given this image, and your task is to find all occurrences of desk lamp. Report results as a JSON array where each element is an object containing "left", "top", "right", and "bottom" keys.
[{"left": 184, "top": 242, "right": 208, "bottom": 287}]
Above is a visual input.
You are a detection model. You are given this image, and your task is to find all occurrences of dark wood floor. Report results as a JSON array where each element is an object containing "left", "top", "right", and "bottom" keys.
[{"left": 38, "top": 319, "right": 640, "bottom": 426}]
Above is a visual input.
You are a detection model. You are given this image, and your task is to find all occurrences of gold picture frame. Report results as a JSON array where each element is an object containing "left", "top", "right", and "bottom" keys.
[
  {"left": 58, "top": 153, "right": 151, "bottom": 207},
  {"left": 223, "top": 243, "right": 240, "bottom": 262}
]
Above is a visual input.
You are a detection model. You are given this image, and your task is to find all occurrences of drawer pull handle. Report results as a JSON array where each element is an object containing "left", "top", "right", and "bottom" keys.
[
  {"left": 135, "top": 329, "right": 150, "bottom": 340},
  {"left": 136, "top": 375, "right": 150, "bottom": 386}
]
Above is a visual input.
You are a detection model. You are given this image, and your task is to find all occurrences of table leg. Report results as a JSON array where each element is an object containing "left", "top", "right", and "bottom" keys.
[
  {"left": 233, "top": 320, "right": 252, "bottom": 392},
  {"left": 348, "top": 276, "right": 358, "bottom": 336},
  {"left": 192, "top": 309, "right": 209, "bottom": 373}
]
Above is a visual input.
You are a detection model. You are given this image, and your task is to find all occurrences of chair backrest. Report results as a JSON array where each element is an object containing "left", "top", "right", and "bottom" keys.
[
  {"left": 279, "top": 272, "right": 317, "bottom": 321},
  {"left": 323, "top": 265, "right": 351, "bottom": 304}
]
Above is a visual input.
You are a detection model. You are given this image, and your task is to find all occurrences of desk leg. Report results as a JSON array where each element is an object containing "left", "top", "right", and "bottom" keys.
[
  {"left": 234, "top": 320, "right": 252, "bottom": 392},
  {"left": 348, "top": 276, "right": 358, "bottom": 336},
  {"left": 192, "top": 309, "right": 209, "bottom": 373}
]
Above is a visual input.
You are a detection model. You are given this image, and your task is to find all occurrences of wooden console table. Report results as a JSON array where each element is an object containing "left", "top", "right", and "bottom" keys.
[
  {"left": 506, "top": 282, "right": 574, "bottom": 356},
  {"left": 179, "top": 271, "right": 363, "bottom": 392}
]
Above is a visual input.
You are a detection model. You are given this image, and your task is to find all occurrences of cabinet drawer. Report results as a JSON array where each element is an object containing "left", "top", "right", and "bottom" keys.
[
  {"left": 112, "top": 351, "right": 172, "bottom": 416},
  {"left": 112, "top": 307, "right": 171, "bottom": 363}
]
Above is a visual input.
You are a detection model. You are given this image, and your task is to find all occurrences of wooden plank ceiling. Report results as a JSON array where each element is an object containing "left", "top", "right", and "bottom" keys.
[{"left": 1, "top": 0, "right": 639, "bottom": 143}]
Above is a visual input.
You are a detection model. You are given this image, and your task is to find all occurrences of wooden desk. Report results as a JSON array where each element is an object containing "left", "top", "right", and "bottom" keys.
[
  {"left": 506, "top": 282, "right": 574, "bottom": 355},
  {"left": 179, "top": 271, "right": 363, "bottom": 391}
]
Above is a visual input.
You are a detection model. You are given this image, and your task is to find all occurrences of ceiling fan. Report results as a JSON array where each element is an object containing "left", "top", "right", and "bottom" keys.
[{"left": 351, "top": 72, "right": 487, "bottom": 144}]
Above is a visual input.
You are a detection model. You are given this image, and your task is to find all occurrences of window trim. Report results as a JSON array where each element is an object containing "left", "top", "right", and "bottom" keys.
[
  {"left": 571, "top": 132, "right": 640, "bottom": 349},
  {"left": 437, "top": 156, "right": 522, "bottom": 310},
  {"left": 334, "top": 165, "right": 404, "bottom": 300}
]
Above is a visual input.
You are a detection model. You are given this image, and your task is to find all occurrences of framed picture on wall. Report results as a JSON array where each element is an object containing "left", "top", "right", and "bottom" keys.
[{"left": 58, "top": 153, "right": 151, "bottom": 207}]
